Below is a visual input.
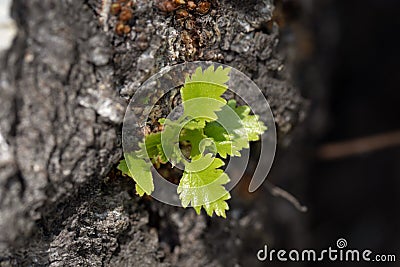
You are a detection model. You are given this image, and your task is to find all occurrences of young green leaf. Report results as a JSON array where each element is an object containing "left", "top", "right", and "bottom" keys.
[
  {"left": 177, "top": 155, "right": 231, "bottom": 218},
  {"left": 227, "top": 100, "right": 267, "bottom": 141},
  {"left": 185, "top": 65, "right": 231, "bottom": 86},
  {"left": 181, "top": 66, "right": 231, "bottom": 121},
  {"left": 204, "top": 119, "right": 248, "bottom": 158},
  {"left": 179, "top": 128, "right": 207, "bottom": 158},
  {"left": 183, "top": 119, "right": 206, "bottom": 130},
  {"left": 117, "top": 159, "right": 130, "bottom": 176},
  {"left": 118, "top": 158, "right": 149, "bottom": 196},
  {"left": 119, "top": 65, "right": 267, "bottom": 218},
  {"left": 203, "top": 100, "right": 267, "bottom": 158},
  {"left": 136, "top": 133, "right": 168, "bottom": 164},
  {"left": 160, "top": 119, "right": 185, "bottom": 166},
  {"left": 120, "top": 153, "right": 154, "bottom": 196}
]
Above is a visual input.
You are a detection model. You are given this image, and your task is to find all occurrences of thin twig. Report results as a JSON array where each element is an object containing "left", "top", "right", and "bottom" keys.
[
  {"left": 266, "top": 181, "right": 308, "bottom": 212},
  {"left": 317, "top": 130, "right": 400, "bottom": 160}
]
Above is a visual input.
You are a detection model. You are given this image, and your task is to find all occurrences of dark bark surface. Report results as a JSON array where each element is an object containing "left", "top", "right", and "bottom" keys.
[{"left": 0, "top": 0, "right": 306, "bottom": 266}]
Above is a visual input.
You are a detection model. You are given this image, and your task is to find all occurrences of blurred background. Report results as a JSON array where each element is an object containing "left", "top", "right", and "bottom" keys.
[{"left": 282, "top": 0, "right": 400, "bottom": 265}]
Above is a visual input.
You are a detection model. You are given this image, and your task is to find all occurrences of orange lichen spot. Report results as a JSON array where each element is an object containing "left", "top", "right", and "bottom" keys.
[
  {"left": 119, "top": 7, "right": 133, "bottom": 21},
  {"left": 174, "top": 0, "right": 186, "bottom": 5},
  {"left": 196, "top": 1, "right": 210, "bottom": 14},
  {"left": 115, "top": 21, "right": 126, "bottom": 35},
  {"left": 110, "top": 2, "right": 122, "bottom": 15},
  {"left": 123, "top": 25, "right": 131, "bottom": 34},
  {"left": 158, "top": 0, "right": 179, "bottom": 12},
  {"left": 176, "top": 9, "right": 189, "bottom": 18},
  {"left": 186, "top": 1, "right": 196, "bottom": 10}
]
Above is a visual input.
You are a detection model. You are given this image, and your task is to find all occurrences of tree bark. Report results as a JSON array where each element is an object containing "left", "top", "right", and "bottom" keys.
[{"left": 0, "top": 0, "right": 306, "bottom": 266}]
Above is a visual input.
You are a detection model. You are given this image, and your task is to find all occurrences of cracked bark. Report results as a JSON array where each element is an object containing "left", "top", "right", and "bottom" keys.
[{"left": 0, "top": 0, "right": 306, "bottom": 266}]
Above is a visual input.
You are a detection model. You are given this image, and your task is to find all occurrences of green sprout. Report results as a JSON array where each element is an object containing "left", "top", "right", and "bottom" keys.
[{"left": 118, "top": 65, "right": 267, "bottom": 218}]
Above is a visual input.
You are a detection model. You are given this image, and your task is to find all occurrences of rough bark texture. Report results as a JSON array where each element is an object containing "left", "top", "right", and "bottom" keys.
[{"left": 0, "top": 0, "right": 306, "bottom": 266}]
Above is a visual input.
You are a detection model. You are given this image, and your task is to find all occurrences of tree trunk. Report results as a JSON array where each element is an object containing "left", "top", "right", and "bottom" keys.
[{"left": 0, "top": 0, "right": 306, "bottom": 266}]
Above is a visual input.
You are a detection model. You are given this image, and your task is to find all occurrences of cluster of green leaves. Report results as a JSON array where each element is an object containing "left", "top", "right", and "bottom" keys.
[{"left": 119, "top": 65, "right": 267, "bottom": 218}]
